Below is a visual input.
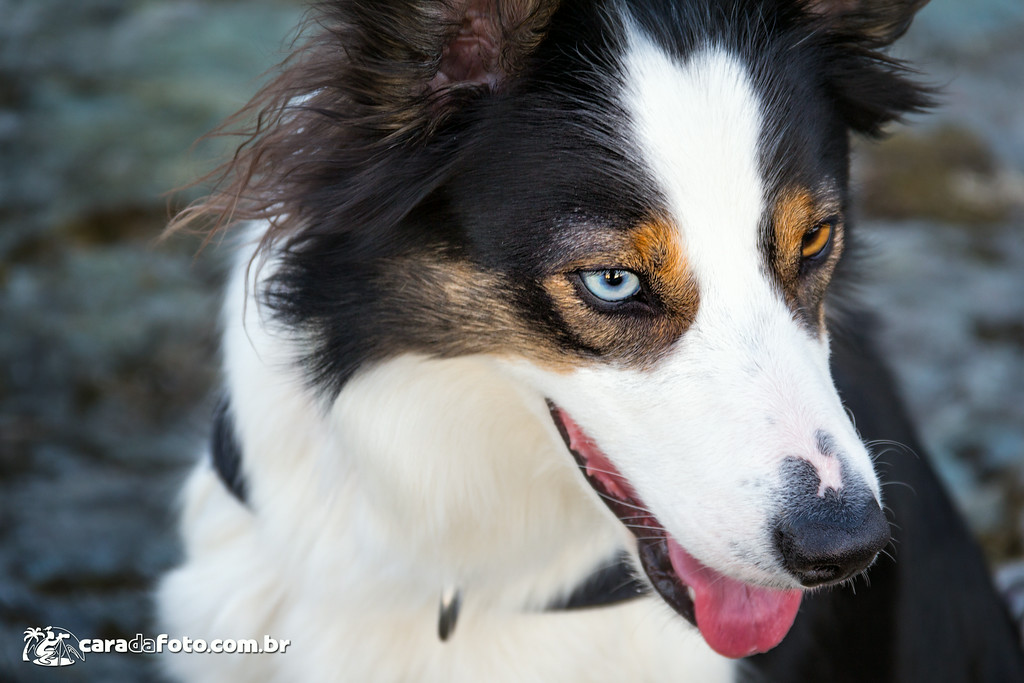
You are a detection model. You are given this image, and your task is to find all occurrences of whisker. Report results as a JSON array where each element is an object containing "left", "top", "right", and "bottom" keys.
[
  {"left": 581, "top": 465, "right": 629, "bottom": 478},
  {"left": 621, "top": 524, "right": 666, "bottom": 533},
  {"left": 880, "top": 479, "right": 917, "bottom": 495}
]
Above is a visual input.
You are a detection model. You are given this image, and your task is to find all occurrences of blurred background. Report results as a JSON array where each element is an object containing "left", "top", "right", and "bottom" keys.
[{"left": 0, "top": 0, "right": 1021, "bottom": 679}]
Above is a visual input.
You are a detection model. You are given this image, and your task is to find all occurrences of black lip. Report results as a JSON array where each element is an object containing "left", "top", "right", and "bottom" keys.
[
  {"left": 638, "top": 537, "right": 696, "bottom": 625},
  {"left": 546, "top": 399, "right": 697, "bottom": 627}
]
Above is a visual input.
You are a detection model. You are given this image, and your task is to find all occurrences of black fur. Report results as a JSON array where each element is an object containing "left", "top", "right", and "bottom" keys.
[
  {"left": 211, "top": 398, "right": 247, "bottom": 503},
  {"left": 550, "top": 551, "right": 650, "bottom": 610}
]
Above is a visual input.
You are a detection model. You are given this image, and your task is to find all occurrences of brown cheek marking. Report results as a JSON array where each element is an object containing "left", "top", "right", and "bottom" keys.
[
  {"left": 375, "top": 254, "right": 580, "bottom": 372},
  {"left": 542, "top": 215, "right": 699, "bottom": 368},
  {"left": 630, "top": 218, "right": 699, "bottom": 314},
  {"left": 771, "top": 187, "right": 843, "bottom": 331}
]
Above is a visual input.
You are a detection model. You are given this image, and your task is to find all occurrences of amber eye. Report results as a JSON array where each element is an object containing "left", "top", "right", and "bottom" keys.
[{"left": 801, "top": 220, "right": 834, "bottom": 261}]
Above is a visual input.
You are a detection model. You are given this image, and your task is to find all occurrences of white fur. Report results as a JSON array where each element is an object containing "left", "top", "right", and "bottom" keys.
[{"left": 158, "top": 233, "right": 733, "bottom": 682}]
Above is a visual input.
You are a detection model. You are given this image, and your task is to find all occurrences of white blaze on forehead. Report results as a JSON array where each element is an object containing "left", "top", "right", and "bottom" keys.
[
  {"left": 503, "top": 29, "right": 887, "bottom": 580},
  {"left": 612, "top": 30, "right": 882, "bottom": 507},
  {"left": 621, "top": 36, "right": 767, "bottom": 307}
]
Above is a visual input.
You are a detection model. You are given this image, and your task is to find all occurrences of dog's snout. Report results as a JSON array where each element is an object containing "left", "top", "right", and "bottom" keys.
[{"left": 774, "top": 495, "right": 890, "bottom": 587}]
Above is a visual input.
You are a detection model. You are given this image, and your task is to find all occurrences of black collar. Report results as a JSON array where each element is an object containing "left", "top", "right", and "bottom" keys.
[
  {"left": 440, "top": 552, "right": 648, "bottom": 640},
  {"left": 550, "top": 552, "right": 650, "bottom": 610}
]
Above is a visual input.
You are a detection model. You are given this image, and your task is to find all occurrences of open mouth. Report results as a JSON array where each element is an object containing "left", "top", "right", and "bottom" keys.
[{"left": 547, "top": 401, "right": 803, "bottom": 659}]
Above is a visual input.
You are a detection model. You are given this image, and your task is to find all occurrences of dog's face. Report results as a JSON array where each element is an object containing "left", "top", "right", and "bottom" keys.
[
  {"left": 454, "top": 23, "right": 886, "bottom": 657},
  {"left": 224, "top": 0, "right": 930, "bottom": 660}
]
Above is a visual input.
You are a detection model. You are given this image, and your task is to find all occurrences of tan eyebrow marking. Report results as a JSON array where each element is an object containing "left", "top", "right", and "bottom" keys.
[
  {"left": 770, "top": 186, "right": 844, "bottom": 332},
  {"left": 774, "top": 187, "right": 817, "bottom": 266}
]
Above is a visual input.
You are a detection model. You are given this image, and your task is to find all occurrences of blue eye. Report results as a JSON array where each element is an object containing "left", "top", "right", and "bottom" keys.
[{"left": 579, "top": 269, "right": 642, "bottom": 303}]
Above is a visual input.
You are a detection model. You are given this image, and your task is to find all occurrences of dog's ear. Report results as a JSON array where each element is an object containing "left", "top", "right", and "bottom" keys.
[
  {"left": 804, "top": 0, "right": 934, "bottom": 136},
  {"left": 429, "top": 0, "right": 561, "bottom": 92},
  {"left": 806, "top": 0, "right": 930, "bottom": 45},
  {"left": 329, "top": 0, "right": 561, "bottom": 131},
  {"left": 168, "top": 1, "right": 562, "bottom": 242}
]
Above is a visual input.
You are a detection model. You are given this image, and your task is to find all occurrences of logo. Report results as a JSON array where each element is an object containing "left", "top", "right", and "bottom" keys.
[{"left": 22, "top": 626, "right": 85, "bottom": 667}]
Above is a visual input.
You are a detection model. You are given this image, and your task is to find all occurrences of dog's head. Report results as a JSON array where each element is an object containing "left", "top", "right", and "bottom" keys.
[{"left": 191, "top": 0, "right": 931, "bottom": 659}]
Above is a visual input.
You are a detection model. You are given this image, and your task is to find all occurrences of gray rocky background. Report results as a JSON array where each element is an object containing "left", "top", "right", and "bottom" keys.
[{"left": 0, "top": 0, "right": 1021, "bottom": 680}]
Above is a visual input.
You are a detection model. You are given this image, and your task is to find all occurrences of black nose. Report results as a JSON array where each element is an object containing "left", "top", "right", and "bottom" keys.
[{"left": 775, "top": 495, "right": 890, "bottom": 587}]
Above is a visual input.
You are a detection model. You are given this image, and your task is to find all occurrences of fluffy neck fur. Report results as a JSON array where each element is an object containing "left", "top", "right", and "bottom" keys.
[
  {"left": 150, "top": 232, "right": 732, "bottom": 681},
  {"left": 223, "top": 232, "right": 627, "bottom": 611}
]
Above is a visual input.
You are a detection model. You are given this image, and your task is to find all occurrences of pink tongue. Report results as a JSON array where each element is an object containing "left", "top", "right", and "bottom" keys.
[{"left": 667, "top": 537, "right": 802, "bottom": 658}]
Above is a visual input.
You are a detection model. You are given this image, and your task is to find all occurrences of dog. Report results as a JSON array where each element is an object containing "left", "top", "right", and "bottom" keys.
[{"left": 159, "top": 0, "right": 1024, "bottom": 680}]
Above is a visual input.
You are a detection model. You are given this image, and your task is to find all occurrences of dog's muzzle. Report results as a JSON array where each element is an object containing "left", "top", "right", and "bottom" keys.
[{"left": 547, "top": 401, "right": 807, "bottom": 659}]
